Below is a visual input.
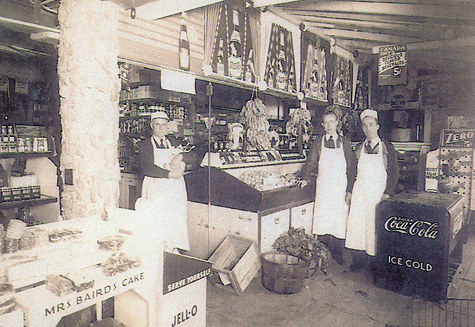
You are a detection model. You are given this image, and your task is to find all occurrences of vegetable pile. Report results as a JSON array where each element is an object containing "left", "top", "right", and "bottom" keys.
[
  {"left": 285, "top": 107, "right": 312, "bottom": 140},
  {"left": 273, "top": 227, "right": 329, "bottom": 274}
]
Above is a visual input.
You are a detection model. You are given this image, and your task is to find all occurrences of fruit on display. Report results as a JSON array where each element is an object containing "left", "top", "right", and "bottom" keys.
[
  {"left": 286, "top": 107, "right": 312, "bottom": 144},
  {"left": 240, "top": 98, "right": 272, "bottom": 150},
  {"left": 239, "top": 170, "right": 298, "bottom": 191}
]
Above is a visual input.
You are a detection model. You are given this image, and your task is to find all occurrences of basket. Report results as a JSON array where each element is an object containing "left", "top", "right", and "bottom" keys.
[{"left": 261, "top": 251, "right": 311, "bottom": 294}]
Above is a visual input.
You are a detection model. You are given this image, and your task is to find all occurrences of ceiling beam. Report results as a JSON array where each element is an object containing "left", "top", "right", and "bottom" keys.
[
  {"left": 279, "top": 8, "right": 475, "bottom": 27},
  {"left": 372, "top": 36, "right": 475, "bottom": 54},
  {"left": 277, "top": 1, "right": 475, "bottom": 20},
  {"left": 134, "top": 0, "right": 223, "bottom": 20},
  {"left": 252, "top": 0, "right": 294, "bottom": 6},
  {"left": 0, "top": 16, "right": 60, "bottom": 35},
  {"left": 296, "top": 13, "right": 475, "bottom": 38},
  {"left": 330, "top": 38, "right": 383, "bottom": 52},
  {"left": 322, "top": 28, "right": 421, "bottom": 43}
]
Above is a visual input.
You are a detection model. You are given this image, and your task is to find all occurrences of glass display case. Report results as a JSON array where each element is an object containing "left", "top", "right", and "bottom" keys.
[{"left": 185, "top": 150, "right": 314, "bottom": 258}]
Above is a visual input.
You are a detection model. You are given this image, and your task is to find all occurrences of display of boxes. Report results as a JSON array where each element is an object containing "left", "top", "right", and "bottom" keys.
[
  {"left": 11, "top": 187, "right": 22, "bottom": 201},
  {"left": 0, "top": 188, "right": 12, "bottom": 202},
  {"left": 0, "top": 186, "right": 40, "bottom": 202},
  {"left": 208, "top": 234, "right": 260, "bottom": 295}
]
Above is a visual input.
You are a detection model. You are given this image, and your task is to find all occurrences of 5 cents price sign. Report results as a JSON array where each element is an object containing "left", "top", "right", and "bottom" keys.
[{"left": 378, "top": 45, "right": 407, "bottom": 86}]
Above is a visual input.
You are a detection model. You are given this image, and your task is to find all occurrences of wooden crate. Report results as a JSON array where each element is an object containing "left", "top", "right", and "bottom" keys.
[{"left": 208, "top": 235, "right": 260, "bottom": 295}]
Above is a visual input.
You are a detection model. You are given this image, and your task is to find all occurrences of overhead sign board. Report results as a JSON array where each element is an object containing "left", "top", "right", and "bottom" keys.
[{"left": 378, "top": 45, "right": 407, "bottom": 85}]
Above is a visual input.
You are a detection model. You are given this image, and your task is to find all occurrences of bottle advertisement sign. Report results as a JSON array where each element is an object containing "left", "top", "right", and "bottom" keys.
[{"left": 378, "top": 45, "right": 407, "bottom": 85}]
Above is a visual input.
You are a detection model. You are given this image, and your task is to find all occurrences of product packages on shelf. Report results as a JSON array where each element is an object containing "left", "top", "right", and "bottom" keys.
[{"left": 0, "top": 215, "right": 163, "bottom": 327}]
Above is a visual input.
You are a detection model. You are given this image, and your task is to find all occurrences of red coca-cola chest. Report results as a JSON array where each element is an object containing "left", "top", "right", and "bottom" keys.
[{"left": 373, "top": 191, "right": 466, "bottom": 302}]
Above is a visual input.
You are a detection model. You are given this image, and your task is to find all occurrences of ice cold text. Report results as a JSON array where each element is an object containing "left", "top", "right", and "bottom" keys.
[{"left": 388, "top": 255, "right": 433, "bottom": 272}]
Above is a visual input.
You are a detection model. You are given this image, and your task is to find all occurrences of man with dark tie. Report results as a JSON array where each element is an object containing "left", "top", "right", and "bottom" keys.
[
  {"left": 299, "top": 105, "right": 356, "bottom": 265},
  {"left": 138, "top": 111, "right": 196, "bottom": 252},
  {"left": 345, "top": 109, "right": 399, "bottom": 272}
]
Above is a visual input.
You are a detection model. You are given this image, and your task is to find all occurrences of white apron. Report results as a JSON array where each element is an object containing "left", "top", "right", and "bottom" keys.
[
  {"left": 141, "top": 137, "right": 190, "bottom": 251},
  {"left": 345, "top": 143, "right": 387, "bottom": 256},
  {"left": 312, "top": 137, "right": 348, "bottom": 238}
]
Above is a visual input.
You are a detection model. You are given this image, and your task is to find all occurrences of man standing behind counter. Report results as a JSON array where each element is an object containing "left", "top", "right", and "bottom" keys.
[
  {"left": 300, "top": 106, "right": 356, "bottom": 265},
  {"left": 345, "top": 109, "right": 399, "bottom": 272},
  {"left": 138, "top": 111, "right": 196, "bottom": 252}
]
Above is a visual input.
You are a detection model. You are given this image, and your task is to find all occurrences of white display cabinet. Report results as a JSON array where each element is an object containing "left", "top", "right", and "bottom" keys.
[{"left": 185, "top": 151, "right": 315, "bottom": 259}]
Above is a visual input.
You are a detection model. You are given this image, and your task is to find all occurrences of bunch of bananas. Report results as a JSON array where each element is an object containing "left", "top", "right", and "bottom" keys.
[{"left": 240, "top": 98, "right": 272, "bottom": 150}]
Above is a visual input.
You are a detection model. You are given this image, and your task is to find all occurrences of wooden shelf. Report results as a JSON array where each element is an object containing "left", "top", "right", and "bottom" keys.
[
  {"left": 0, "top": 195, "right": 57, "bottom": 209},
  {"left": 0, "top": 152, "right": 53, "bottom": 159}
]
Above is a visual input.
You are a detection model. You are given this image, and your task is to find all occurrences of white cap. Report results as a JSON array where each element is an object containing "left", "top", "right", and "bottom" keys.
[
  {"left": 151, "top": 111, "right": 169, "bottom": 121},
  {"left": 360, "top": 109, "right": 378, "bottom": 121}
]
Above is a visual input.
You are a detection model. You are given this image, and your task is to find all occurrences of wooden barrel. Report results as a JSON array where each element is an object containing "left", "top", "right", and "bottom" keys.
[{"left": 261, "top": 251, "right": 310, "bottom": 294}]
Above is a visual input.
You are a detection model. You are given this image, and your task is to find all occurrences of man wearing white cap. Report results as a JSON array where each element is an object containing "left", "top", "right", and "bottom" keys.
[
  {"left": 138, "top": 111, "right": 196, "bottom": 252},
  {"left": 345, "top": 109, "right": 399, "bottom": 272}
]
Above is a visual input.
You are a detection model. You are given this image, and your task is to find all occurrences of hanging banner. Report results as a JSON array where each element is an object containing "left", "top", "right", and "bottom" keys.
[
  {"left": 332, "top": 54, "right": 352, "bottom": 107},
  {"left": 207, "top": 2, "right": 259, "bottom": 82},
  {"left": 263, "top": 23, "right": 297, "bottom": 93},
  {"left": 378, "top": 45, "right": 407, "bottom": 86},
  {"left": 300, "top": 31, "right": 329, "bottom": 102}
]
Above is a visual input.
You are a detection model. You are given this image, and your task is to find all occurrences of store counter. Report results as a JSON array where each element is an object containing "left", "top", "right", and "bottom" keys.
[{"left": 185, "top": 150, "right": 315, "bottom": 258}]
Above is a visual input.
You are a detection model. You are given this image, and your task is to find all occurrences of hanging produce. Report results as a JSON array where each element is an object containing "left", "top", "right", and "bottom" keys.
[
  {"left": 286, "top": 107, "right": 312, "bottom": 144},
  {"left": 240, "top": 98, "right": 272, "bottom": 150}
]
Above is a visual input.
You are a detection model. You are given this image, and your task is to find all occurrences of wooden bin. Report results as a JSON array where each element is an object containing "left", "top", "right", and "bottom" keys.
[{"left": 208, "top": 235, "right": 260, "bottom": 295}]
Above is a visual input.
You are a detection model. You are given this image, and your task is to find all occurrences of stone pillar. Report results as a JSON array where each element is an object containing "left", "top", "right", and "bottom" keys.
[{"left": 57, "top": 0, "right": 121, "bottom": 219}]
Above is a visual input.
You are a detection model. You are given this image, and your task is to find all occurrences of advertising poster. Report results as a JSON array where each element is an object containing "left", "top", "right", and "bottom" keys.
[{"left": 378, "top": 45, "right": 407, "bottom": 85}]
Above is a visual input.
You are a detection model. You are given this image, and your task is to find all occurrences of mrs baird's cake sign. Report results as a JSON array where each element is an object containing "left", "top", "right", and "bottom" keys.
[{"left": 384, "top": 216, "right": 439, "bottom": 239}]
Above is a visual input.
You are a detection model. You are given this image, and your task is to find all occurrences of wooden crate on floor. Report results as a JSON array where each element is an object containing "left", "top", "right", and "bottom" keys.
[{"left": 208, "top": 235, "right": 260, "bottom": 295}]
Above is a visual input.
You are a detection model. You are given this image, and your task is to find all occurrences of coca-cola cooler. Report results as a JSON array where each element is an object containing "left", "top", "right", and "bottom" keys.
[{"left": 373, "top": 191, "right": 466, "bottom": 302}]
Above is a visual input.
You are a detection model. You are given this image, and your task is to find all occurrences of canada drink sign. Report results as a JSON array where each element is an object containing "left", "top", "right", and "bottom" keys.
[{"left": 378, "top": 45, "right": 407, "bottom": 86}]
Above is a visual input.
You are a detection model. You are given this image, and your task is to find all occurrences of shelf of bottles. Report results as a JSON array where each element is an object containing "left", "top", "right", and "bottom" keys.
[
  {"left": 332, "top": 55, "right": 352, "bottom": 108},
  {"left": 301, "top": 33, "right": 329, "bottom": 102},
  {"left": 264, "top": 23, "right": 297, "bottom": 95},
  {"left": 210, "top": 3, "right": 257, "bottom": 84}
]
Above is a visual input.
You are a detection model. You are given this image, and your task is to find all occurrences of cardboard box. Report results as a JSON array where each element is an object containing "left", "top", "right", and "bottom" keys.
[{"left": 208, "top": 235, "right": 260, "bottom": 295}]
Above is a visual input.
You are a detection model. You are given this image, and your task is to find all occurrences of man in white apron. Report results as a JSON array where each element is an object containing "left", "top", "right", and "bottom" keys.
[
  {"left": 345, "top": 109, "right": 399, "bottom": 272},
  {"left": 300, "top": 106, "right": 356, "bottom": 265},
  {"left": 138, "top": 111, "right": 196, "bottom": 252}
]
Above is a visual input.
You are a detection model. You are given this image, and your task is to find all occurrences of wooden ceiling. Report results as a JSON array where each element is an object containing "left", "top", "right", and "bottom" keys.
[
  {"left": 2, "top": 0, "right": 475, "bottom": 75},
  {"left": 111, "top": 0, "right": 475, "bottom": 76},
  {"left": 262, "top": 0, "right": 475, "bottom": 75}
]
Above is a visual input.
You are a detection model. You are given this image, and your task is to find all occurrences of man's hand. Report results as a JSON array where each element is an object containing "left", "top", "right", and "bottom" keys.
[
  {"left": 168, "top": 168, "right": 185, "bottom": 179},
  {"left": 170, "top": 154, "right": 184, "bottom": 167},
  {"left": 297, "top": 179, "right": 308, "bottom": 189}
]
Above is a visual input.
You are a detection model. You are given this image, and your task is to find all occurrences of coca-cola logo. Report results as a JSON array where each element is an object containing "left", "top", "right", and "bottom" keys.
[{"left": 384, "top": 216, "right": 438, "bottom": 239}]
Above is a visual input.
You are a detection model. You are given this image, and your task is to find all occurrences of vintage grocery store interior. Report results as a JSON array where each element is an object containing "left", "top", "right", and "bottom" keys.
[{"left": 0, "top": 0, "right": 475, "bottom": 326}]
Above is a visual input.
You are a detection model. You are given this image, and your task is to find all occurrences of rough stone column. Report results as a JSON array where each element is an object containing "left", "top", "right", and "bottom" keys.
[{"left": 57, "top": 0, "right": 121, "bottom": 219}]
